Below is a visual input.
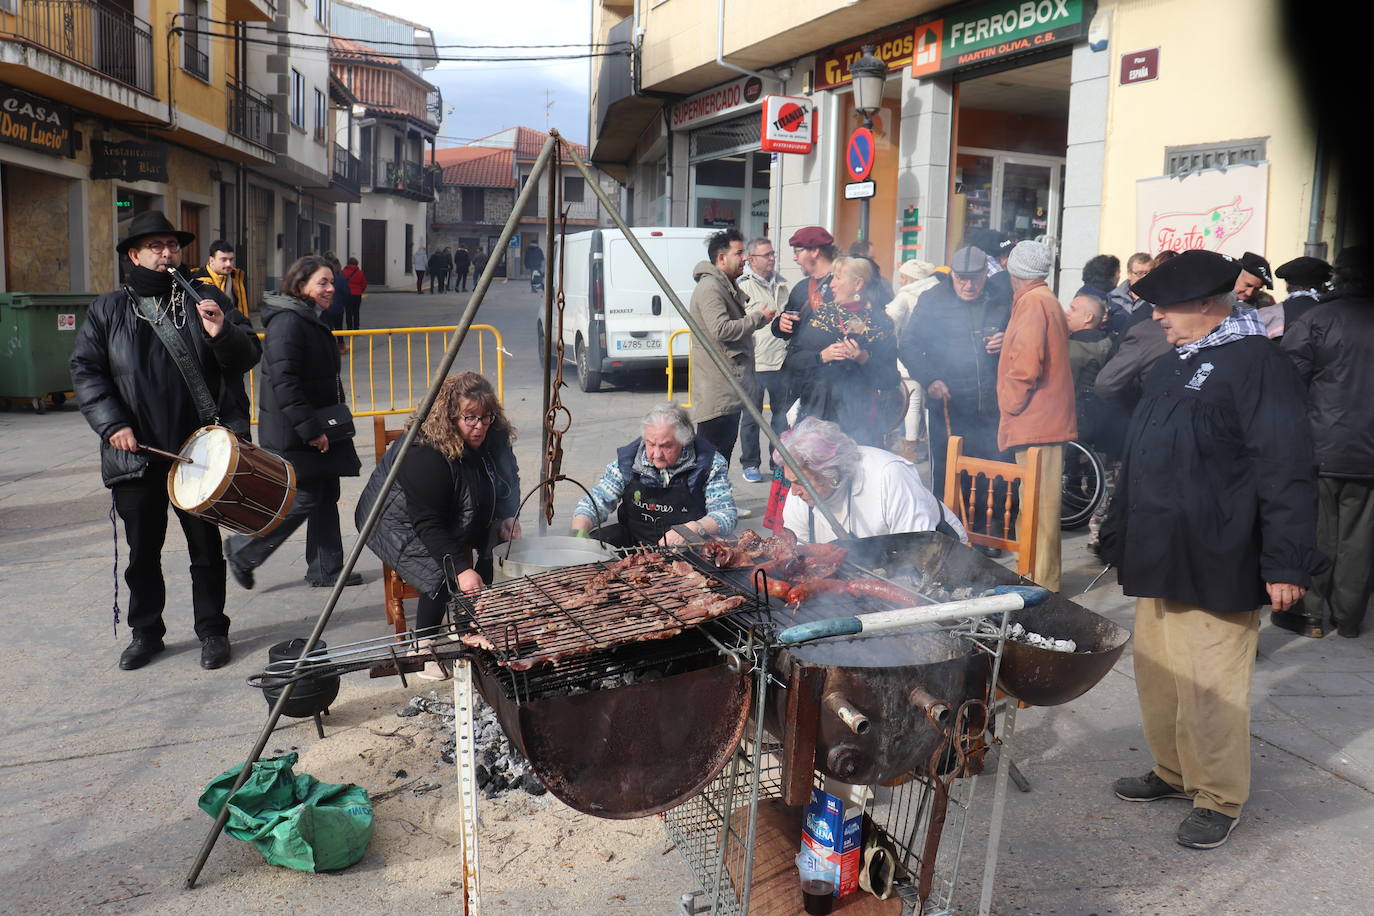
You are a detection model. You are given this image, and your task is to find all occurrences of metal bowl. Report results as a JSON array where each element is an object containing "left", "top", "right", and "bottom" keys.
[
  {"left": 997, "top": 602, "right": 1130, "bottom": 706},
  {"left": 493, "top": 535, "right": 617, "bottom": 582}
]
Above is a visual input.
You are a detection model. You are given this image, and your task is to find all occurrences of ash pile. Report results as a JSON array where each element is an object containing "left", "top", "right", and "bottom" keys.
[{"left": 397, "top": 691, "right": 547, "bottom": 798}]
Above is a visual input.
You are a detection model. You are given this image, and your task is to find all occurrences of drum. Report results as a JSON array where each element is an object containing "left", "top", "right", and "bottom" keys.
[{"left": 168, "top": 426, "right": 297, "bottom": 537}]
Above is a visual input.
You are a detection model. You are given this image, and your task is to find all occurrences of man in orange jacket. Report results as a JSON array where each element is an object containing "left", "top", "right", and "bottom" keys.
[{"left": 997, "top": 240, "right": 1076, "bottom": 591}]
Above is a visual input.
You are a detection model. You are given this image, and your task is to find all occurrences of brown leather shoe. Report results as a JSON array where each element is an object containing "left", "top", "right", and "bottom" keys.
[{"left": 1269, "top": 610, "right": 1324, "bottom": 638}]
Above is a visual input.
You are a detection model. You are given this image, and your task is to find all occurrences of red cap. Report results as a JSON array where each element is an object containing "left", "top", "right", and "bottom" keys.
[{"left": 788, "top": 226, "right": 834, "bottom": 249}]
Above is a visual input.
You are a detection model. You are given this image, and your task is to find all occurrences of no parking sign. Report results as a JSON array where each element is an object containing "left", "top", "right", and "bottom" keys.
[
  {"left": 845, "top": 127, "right": 875, "bottom": 182},
  {"left": 760, "top": 95, "right": 815, "bottom": 154}
]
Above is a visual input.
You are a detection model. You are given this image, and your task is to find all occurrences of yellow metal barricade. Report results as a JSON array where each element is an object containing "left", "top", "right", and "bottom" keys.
[
  {"left": 664, "top": 328, "right": 692, "bottom": 408},
  {"left": 664, "top": 326, "right": 770, "bottom": 411},
  {"left": 248, "top": 325, "right": 506, "bottom": 423}
]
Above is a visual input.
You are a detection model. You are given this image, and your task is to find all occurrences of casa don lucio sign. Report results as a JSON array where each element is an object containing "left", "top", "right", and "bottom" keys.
[{"left": 0, "top": 85, "right": 74, "bottom": 158}]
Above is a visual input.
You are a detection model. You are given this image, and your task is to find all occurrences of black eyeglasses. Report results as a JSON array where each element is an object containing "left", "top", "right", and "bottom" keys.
[{"left": 458, "top": 413, "right": 496, "bottom": 427}]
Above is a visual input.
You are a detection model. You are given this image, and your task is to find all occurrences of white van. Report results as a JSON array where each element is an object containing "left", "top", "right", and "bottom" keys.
[{"left": 544, "top": 227, "right": 716, "bottom": 391}]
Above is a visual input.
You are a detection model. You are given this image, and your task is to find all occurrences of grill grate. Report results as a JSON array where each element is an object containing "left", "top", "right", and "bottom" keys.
[{"left": 449, "top": 549, "right": 773, "bottom": 699}]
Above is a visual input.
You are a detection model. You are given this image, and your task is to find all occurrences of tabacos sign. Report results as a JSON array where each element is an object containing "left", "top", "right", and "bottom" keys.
[
  {"left": 816, "top": 23, "right": 916, "bottom": 91},
  {"left": 912, "top": 0, "right": 1088, "bottom": 78}
]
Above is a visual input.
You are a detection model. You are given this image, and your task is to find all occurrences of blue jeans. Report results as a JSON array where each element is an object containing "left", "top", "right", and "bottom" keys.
[{"left": 738, "top": 370, "right": 790, "bottom": 470}]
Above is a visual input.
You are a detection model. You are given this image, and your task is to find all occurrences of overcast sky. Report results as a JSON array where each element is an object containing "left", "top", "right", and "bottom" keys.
[{"left": 375, "top": 0, "right": 594, "bottom": 148}]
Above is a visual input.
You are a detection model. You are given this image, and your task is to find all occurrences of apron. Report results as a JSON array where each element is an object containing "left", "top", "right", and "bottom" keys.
[{"left": 616, "top": 472, "right": 706, "bottom": 546}]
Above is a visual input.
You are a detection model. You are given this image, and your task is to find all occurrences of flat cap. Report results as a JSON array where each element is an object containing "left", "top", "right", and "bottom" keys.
[
  {"left": 950, "top": 246, "right": 988, "bottom": 274},
  {"left": 1239, "top": 251, "right": 1273, "bottom": 288},
  {"left": 1130, "top": 249, "right": 1241, "bottom": 306},
  {"left": 1275, "top": 256, "right": 1332, "bottom": 288},
  {"left": 788, "top": 226, "right": 834, "bottom": 249}
]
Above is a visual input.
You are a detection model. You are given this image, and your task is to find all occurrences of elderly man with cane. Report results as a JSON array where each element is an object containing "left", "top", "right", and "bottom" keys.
[{"left": 1100, "top": 250, "right": 1323, "bottom": 849}]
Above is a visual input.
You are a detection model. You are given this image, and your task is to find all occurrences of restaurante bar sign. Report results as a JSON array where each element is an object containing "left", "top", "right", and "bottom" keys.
[
  {"left": 0, "top": 84, "right": 74, "bottom": 157},
  {"left": 92, "top": 140, "right": 170, "bottom": 182}
]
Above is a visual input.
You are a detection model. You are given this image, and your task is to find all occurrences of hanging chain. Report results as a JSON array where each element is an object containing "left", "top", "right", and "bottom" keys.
[{"left": 542, "top": 146, "right": 574, "bottom": 526}]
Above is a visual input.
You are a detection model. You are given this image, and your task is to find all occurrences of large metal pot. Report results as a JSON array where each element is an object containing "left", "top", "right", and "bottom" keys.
[{"left": 493, "top": 535, "right": 617, "bottom": 582}]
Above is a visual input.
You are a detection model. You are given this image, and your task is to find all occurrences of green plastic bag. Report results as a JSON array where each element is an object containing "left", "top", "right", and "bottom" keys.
[{"left": 198, "top": 753, "right": 374, "bottom": 872}]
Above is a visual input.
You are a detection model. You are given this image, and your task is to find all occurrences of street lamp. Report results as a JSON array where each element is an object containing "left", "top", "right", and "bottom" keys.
[{"left": 850, "top": 45, "right": 888, "bottom": 243}]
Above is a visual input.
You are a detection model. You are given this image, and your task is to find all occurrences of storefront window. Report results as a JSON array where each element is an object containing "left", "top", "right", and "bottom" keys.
[{"left": 689, "top": 115, "right": 769, "bottom": 238}]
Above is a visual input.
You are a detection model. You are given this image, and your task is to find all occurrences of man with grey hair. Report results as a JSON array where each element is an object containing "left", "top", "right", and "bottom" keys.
[
  {"left": 737, "top": 236, "right": 791, "bottom": 483},
  {"left": 997, "top": 239, "right": 1076, "bottom": 591},
  {"left": 572, "top": 403, "right": 738, "bottom": 547},
  {"left": 778, "top": 417, "right": 966, "bottom": 544},
  {"left": 1101, "top": 250, "right": 1321, "bottom": 850}
]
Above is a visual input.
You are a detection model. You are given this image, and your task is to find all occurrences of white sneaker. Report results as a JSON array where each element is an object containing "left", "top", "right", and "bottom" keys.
[{"left": 737, "top": 506, "right": 753, "bottom": 519}]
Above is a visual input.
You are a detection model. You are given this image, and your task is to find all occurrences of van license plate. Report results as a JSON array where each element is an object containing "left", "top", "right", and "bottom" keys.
[{"left": 615, "top": 338, "right": 662, "bottom": 351}]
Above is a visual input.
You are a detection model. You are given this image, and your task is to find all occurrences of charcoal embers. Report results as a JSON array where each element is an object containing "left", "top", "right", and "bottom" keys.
[{"left": 397, "top": 691, "right": 546, "bottom": 798}]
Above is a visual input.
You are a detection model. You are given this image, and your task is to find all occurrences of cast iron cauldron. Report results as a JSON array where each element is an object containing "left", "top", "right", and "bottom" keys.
[{"left": 260, "top": 638, "right": 340, "bottom": 719}]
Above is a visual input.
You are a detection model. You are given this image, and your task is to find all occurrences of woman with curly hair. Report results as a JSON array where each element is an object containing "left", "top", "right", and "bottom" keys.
[
  {"left": 773, "top": 256, "right": 902, "bottom": 447},
  {"left": 357, "top": 372, "right": 521, "bottom": 677}
]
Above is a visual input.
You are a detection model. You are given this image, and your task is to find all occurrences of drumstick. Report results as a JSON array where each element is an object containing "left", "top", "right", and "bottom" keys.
[{"left": 140, "top": 444, "right": 194, "bottom": 464}]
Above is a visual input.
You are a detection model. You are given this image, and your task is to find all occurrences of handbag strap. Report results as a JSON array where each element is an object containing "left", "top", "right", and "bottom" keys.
[{"left": 128, "top": 289, "right": 219, "bottom": 425}]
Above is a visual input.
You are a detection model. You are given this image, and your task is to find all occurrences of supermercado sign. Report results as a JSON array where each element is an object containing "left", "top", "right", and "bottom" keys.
[
  {"left": 670, "top": 75, "right": 764, "bottom": 130},
  {"left": 912, "top": 0, "right": 1087, "bottom": 77}
]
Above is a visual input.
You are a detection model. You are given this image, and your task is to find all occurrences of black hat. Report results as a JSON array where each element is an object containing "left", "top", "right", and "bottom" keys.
[
  {"left": 970, "top": 228, "right": 1012, "bottom": 256},
  {"left": 117, "top": 210, "right": 196, "bottom": 255},
  {"left": 1129, "top": 249, "right": 1241, "bottom": 306},
  {"left": 1275, "top": 256, "right": 1332, "bottom": 288},
  {"left": 1238, "top": 251, "right": 1273, "bottom": 288},
  {"left": 950, "top": 246, "right": 988, "bottom": 274}
]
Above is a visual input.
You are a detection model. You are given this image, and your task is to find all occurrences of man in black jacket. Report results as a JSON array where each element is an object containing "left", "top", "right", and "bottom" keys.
[
  {"left": 453, "top": 246, "right": 472, "bottom": 292},
  {"left": 898, "top": 246, "right": 1008, "bottom": 495},
  {"left": 70, "top": 211, "right": 261, "bottom": 671},
  {"left": 1100, "top": 250, "right": 1322, "bottom": 850},
  {"left": 1279, "top": 247, "right": 1374, "bottom": 638}
]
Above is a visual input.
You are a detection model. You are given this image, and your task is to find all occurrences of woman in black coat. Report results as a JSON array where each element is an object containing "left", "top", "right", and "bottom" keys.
[
  {"left": 225, "top": 255, "right": 363, "bottom": 589},
  {"left": 357, "top": 372, "right": 520, "bottom": 678},
  {"left": 772, "top": 256, "right": 901, "bottom": 447}
]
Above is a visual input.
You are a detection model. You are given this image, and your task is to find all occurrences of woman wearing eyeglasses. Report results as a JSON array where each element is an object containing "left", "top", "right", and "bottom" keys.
[
  {"left": 357, "top": 372, "right": 520, "bottom": 676},
  {"left": 225, "top": 255, "right": 362, "bottom": 593}
]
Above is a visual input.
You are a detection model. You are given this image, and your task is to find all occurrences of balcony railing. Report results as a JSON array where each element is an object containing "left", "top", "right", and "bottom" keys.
[
  {"left": 228, "top": 78, "right": 275, "bottom": 149},
  {"left": 380, "top": 159, "right": 437, "bottom": 200},
  {"left": 18, "top": 0, "right": 154, "bottom": 95},
  {"left": 181, "top": 15, "right": 209, "bottom": 81},
  {"left": 332, "top": 144, "right": 360, "bottom": 196}
]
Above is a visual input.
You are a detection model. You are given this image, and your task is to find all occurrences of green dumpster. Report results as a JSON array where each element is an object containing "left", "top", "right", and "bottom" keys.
[{"left": 0, "top": 292, "right": 93, "bottom": 413}]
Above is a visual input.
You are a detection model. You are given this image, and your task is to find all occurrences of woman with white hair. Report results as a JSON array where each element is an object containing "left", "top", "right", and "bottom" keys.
[
  {"left": 885, "top": 259, "right": 941, "bottom": 461},
  {"left": 572, "top": 402, "right": 738, "bottom": 547},
  {"left": 777, "top": 417, "right": 966, "bottom": 545}
]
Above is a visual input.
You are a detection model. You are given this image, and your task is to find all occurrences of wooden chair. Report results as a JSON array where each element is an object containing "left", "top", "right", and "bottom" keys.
[
  {"left": 942, "top": 435, "right": 1042, "bottom": 580},
  {"left": 373, "top": 416, "right": 421, "bottom": 634}
]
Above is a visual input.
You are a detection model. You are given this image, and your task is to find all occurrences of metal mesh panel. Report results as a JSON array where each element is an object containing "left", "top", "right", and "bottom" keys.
[{"left": 690, "top": 114, "right": 761, "bottom": 163}]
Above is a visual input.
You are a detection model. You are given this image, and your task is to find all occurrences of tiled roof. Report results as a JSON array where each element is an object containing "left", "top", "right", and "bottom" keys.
[
  {"left": 328, "top": 36, "right": 400, "bottom": 67},
  {"left": 437, "top": 147, "right": 515, "bottom": 188},
  {"left": 466, "top": 126, "right": 589, "bottom": 162}
]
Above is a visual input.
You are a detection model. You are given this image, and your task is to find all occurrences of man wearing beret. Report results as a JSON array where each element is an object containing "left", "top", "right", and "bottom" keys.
[
  {"left": 1100, "top": 249, "right": 1323, "bottom": 849},
  {"left": 70, "top": 211, "right": 261, "bottom": 671},
  {"left": 1274, "top": 255, "right": 1332, "bottom": 335},
  {"left": 1278, "top": 247, "right": 1374, "bottom": 638}
]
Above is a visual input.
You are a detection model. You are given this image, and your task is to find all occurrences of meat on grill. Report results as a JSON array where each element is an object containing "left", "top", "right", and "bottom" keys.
[{"left": 463, "top": 550, "right": 751, "bottom": 673}]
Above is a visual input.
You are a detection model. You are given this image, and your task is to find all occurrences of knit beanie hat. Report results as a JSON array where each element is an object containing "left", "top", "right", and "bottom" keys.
[
  {"left": 898, "top": 259, "right": 936, "bottom": 283},
  {"left": 1007, "top": 240, "right": 1053, "bottom": 279}
]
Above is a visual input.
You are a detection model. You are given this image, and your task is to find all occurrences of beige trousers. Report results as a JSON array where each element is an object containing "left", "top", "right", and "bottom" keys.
[
  {"left": 1133, "top": 597, "right": 1260, "bottom": 817},
  {"left": 1014, "top": 444, "right": 1063, "bottom": 592}
]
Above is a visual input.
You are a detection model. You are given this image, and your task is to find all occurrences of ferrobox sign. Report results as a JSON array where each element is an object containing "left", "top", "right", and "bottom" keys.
[
  {"left": 760, "top": 95, "right": 815, "bottom": 154},
  {"left": 911, "top": 0, "right": 1088, "bottom": 77}
]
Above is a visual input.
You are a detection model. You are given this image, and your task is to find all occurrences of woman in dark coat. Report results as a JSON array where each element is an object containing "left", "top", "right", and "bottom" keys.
[
  {"left": 773, "top": 256, "right": 901, "bottom": 447},
  {"left": 225, "top": 255, "right": 363, "bottom": 589},
  {"left": 356, "top": 372, "right": 520, "bottom": 678}
]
